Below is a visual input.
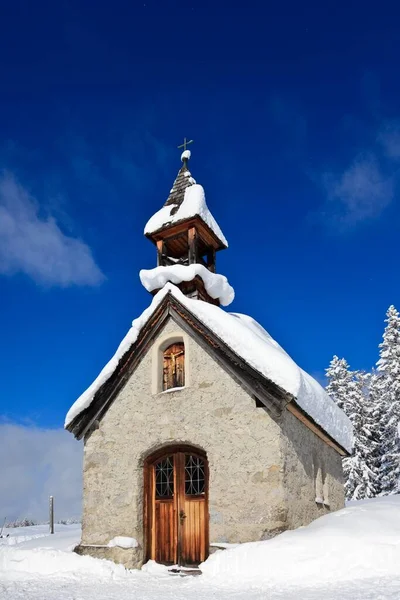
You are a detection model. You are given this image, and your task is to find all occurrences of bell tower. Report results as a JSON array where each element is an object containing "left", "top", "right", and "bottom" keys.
[{"left": 143, "top": 141, "right": 232, "bottom": 306}]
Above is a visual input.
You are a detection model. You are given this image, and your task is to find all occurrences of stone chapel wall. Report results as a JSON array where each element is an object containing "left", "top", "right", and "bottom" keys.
[
  {"left": 280, "top": 409, "right": 345, "bottom": 528},
  {"left": 79, "top": 317, "right": 345, "bottom": 568}
]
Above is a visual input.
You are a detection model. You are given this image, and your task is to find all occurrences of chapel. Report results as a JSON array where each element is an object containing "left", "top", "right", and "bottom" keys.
[{"left": 66, "top": 145, "right": 353, "bottom": 570}]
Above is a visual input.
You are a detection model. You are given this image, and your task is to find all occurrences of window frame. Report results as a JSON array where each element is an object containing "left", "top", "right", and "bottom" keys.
[
  {"left": 152, "top": 331, "right": 190, "bottom": 395},
  {"left": 162, "top": 342, "right": 185, "bottom": 392}
]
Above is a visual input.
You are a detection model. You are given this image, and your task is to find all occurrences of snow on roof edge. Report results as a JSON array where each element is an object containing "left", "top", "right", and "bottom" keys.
[
  {"left": 144, "top": 184, "right": 228, "bottom": 248},
  {"left": 65, "top": 286, "right": 172, "bottom": 428},
  {"left": 65, "top": 284, "right": 353, "bottom": 453},
  {"left": 139, "top": 264, "right": 235, "bottom": 306}
]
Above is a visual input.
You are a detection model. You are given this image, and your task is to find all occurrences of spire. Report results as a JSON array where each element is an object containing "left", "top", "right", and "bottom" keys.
[
  {"left": 164, "top": 153, "right": 196, "bottom": 210},
  {"left": 142, "top": 142, "right": 231, "bottom": 305},
  {"left": 144, "top": 146, "right": 227, "bottom": 248}
]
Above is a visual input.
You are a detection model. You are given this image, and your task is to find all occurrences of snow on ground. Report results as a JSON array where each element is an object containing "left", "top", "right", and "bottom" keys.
[
  {"left": 0, "top": 523, "right": 81, "bottom": 550},
  {"left": 1, "top": 497, "right": 400, "bottom": 599}
]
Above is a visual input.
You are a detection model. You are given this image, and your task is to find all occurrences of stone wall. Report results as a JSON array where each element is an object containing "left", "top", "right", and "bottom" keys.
[
  {"left": 280, "top": 409, "right": 345, "bottom": 530},
  {"left": 78, "top": 316, "right": 345, "bottom": 568}
]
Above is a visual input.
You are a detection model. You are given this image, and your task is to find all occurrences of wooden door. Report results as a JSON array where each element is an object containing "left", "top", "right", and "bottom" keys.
[
  {"left": 145, "top": 447, "right": 208, "bottom": 567},
  {"left": 179, "top": 453, "right": 208, "bottom": 565}
]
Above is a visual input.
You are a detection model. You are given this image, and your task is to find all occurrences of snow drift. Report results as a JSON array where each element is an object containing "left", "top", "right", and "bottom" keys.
[{"left": 201, "top": 496, "right": 400, "bottom": 585}]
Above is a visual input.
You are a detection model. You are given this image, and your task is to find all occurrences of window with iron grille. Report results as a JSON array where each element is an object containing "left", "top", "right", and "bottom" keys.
[
  {"left": 185, "top": 454, "right": 205, "bottom": 495},
  {"left": 155, "top": 456, "right": 174, "bottom": 499}
]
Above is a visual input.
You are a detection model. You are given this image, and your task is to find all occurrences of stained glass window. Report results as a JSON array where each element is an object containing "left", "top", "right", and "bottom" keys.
[
  {"left": 185, "top": 455, "right": 205, "bottom": 495},
  {"left": 155, "top": 456, "right": 174, "bottom": 499}
]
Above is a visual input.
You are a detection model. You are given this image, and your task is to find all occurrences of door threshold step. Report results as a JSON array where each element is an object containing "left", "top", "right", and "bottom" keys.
[{"left": 168, "top": 567, "right": 202, "bottom": 577}]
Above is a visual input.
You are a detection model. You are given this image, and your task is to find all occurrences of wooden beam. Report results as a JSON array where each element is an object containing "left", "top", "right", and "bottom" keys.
[
  {"left": 286, "top": 402, "right": 348, "bottom": 456},
  {"left": 146, "top": 217, "right": 226, "bottom": 251},
  {"left": 207, "top": 249, "right": 216, "bottom": 273},
  {"left": 156, "top": 240, "right": 165, "bottom": 266},
  {"left": 188, "top": 227, "right": 197, "bottom": 264}
]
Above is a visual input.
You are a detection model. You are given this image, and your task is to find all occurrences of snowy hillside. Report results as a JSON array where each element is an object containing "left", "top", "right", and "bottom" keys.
[
  {"left": 0, "top": 522, "right": 80, "bottom": 550},
  {"left": 1, "top": 498, "right": 400, "bottom": 599}
]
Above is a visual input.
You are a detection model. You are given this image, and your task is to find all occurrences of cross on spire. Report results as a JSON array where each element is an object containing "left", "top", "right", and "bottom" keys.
[{"left": 177, "top": 137, "right": 193, "bottom": 152}]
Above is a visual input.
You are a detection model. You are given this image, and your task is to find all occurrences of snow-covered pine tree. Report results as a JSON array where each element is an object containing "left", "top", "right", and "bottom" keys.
[
  {"left": 347, "top": 371, "right": 380, "bottom": 499},
  {"left": 372, "top": 305, "right": 400, "bottom": 495},
  {"left": 326, "top": 356, "right": 354, "bottom": 413},
  {"left": 326, "top": 358, "right": 378, "bottom": 500},
  {"left": 368, "top": 367, "right": 387, "bottom": 496}
]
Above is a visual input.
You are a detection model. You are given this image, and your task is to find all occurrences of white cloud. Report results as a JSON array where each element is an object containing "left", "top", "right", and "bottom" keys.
[
  {"left": 322, "top": 153, "right": 394, "bottom": 227},
  {"left": 0, "top": 171, "right": 105, "bottom": 286},
  {"left": 0, "top": 423, "right": 82, "bottom": 521}
]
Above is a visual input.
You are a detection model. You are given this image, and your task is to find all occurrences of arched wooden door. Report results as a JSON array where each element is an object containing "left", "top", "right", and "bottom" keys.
[{"left": 144, "top": 446, "right": 209, "bottom": 567}]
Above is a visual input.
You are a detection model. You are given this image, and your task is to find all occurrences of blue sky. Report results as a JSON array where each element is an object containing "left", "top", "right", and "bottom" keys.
[{"left": 1, "top": 0, "right": 400, "bottom": 434}]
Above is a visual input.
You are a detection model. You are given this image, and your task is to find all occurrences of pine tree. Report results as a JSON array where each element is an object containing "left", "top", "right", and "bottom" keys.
[
  {"left": 326, "top": 356, "right": 354, "bottom": 413},
  {"left": 345, "top": 371, "right": 379, "bottom": 499},
  {"left": 368, "top": 368, "right": 387, "bottom": 495},
  {"left": 326, "top": 358, "right": 378, "bottom": 500},
  {"left": 373, "top": 305, "right": 400, "bottom": 495}
]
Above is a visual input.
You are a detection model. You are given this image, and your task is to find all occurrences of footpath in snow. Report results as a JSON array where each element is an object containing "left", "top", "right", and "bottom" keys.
[{"left": 1, "top": 497, "right": 400, "bottom": 599}]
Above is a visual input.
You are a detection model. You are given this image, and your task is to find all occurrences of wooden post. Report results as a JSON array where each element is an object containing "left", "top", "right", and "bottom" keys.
[
  {"left": 188, "top": 227, "right": 197, "bottom": 264},
  {"left": 156, "top": 240, "right": 165, "bottom": 267},
  {"left": 49, "top": 496, "right": 54, "bottom": 534},
  {"left": 207, "top": 249, "right": 216, "bottom": 273}
]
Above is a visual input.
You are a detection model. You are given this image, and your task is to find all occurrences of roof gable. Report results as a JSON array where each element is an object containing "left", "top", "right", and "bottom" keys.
[
  {"left": 65, "top": 294, "right": 290, "bottom": 440},
  {"left": 65, "top": 285, "right": 353, "bottom": 455}
]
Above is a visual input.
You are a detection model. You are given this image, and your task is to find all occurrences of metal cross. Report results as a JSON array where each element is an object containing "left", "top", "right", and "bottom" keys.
[{"left": 177, "top": 137, "right": 194, "bottom": 151}]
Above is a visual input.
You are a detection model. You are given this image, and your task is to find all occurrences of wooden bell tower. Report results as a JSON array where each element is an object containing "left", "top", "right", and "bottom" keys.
[{"left": 145, "top": 140, "right": 227, "bottom": 305}]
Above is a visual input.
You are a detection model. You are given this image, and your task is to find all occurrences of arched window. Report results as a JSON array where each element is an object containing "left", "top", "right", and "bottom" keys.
[{"left": 162, "top": 342, "right": 185, "bottom": 391}]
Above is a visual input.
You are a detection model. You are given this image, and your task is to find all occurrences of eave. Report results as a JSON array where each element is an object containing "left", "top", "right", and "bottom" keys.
[
  {"left": 145, "top": 216, "right": 228, "bottom": 252},
  {"left": 66, "top": 292, "right": 350, "bottom": 456}
]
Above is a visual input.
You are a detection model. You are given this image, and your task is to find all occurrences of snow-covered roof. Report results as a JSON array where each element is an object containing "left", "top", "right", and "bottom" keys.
[
  {"left": 140, "top": 264, "right": 235, "bottom": 306},
  {"left": 65, "top": 284, "right": 353, "bottom": 453},
  {"left": 144, "top": 169, "right": 228, "bottom": 248}
]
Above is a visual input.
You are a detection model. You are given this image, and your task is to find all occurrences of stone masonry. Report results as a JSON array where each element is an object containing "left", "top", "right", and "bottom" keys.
[{"left": 77, "top": 317, "right": 345, "bottom": 568}]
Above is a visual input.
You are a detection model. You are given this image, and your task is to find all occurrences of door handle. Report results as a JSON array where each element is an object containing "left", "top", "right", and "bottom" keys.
[{"left": 179, "top": 509, "right": 186, "bottom": 524}]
